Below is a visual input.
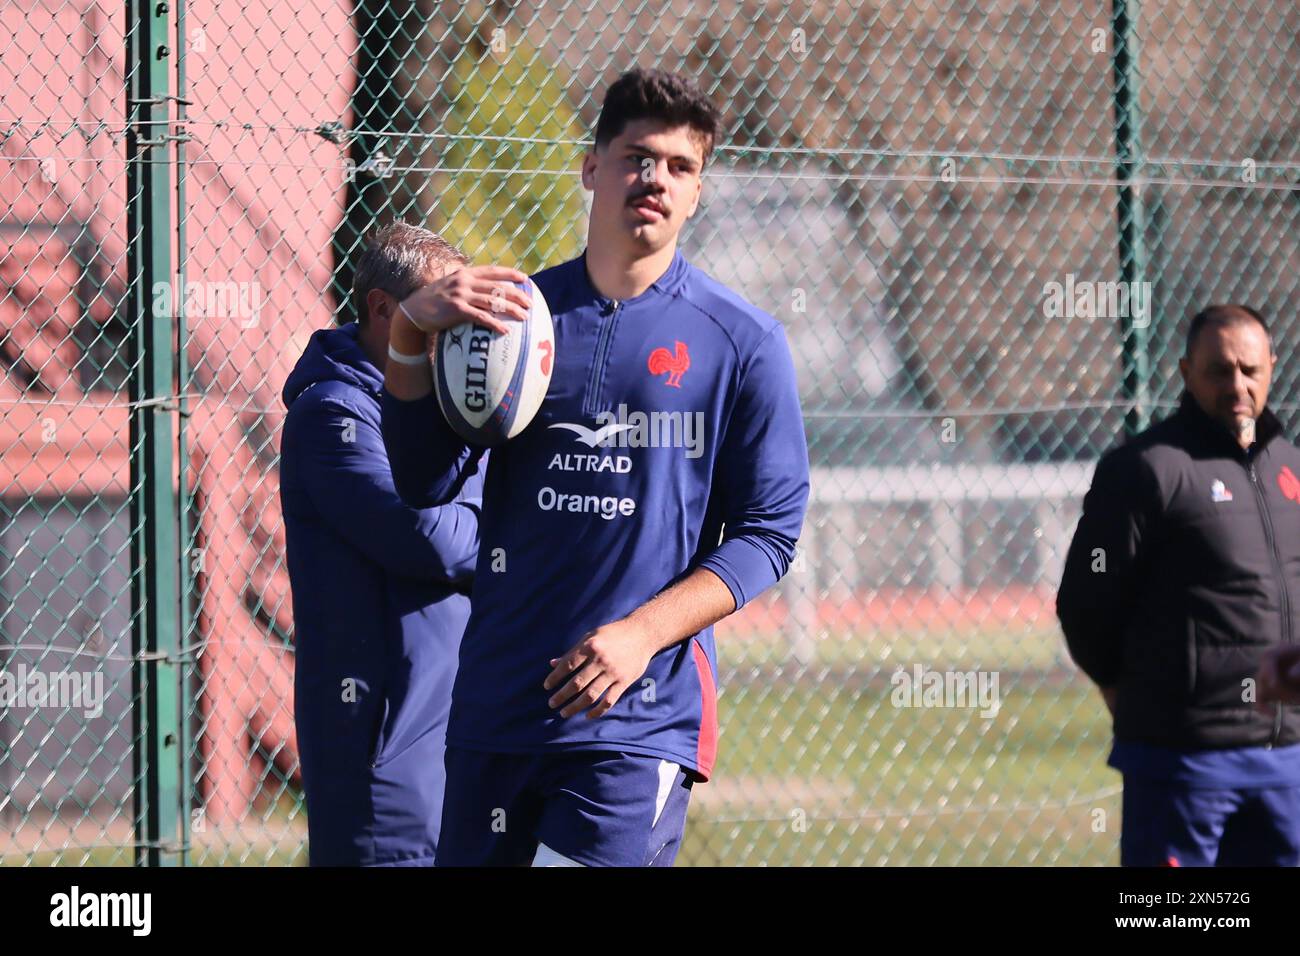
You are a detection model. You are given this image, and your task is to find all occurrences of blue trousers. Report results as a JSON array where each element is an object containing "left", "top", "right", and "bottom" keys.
[{"left": 1121, "top": 777, "right": 1300, "bottom": 866}]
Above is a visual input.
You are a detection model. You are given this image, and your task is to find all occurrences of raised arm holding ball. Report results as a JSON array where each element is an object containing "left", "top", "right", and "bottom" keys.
[
  {"left": 380, "top": 68, "right": 810, "bottom": 868},
  {"left": 383, "top": 263, "right": 531, "bottom": 401}
]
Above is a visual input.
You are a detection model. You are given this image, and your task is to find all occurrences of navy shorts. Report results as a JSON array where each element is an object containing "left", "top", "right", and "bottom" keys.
[
  {"left": 436, "top": 746, "right": 694, "bottom": 867},
  {"left": 1120, "top": 777, "right": 1300, "bottom": 866}
]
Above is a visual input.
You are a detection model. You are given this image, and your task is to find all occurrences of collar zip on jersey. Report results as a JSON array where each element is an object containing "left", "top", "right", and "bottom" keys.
[{"left": 579, "top": 248, "right": 688, "bottom": 309}]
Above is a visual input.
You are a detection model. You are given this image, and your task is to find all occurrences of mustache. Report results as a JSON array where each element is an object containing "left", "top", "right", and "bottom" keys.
[{"left": 627, "top": 190, "right": 666, "bottom": 207}]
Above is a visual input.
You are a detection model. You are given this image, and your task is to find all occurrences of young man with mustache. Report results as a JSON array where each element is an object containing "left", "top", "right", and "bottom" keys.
[{"left": 381, "top": 69, "right": 810, "bottom": 866}]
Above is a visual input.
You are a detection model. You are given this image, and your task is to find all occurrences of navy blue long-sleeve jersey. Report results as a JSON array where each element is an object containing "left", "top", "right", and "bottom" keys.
[{"left": 381, "top": 250, "right": 810, "bottom": 779}]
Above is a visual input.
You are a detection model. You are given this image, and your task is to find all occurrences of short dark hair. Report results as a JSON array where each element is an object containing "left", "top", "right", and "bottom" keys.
[
  {"left": 1184, "top": 303, "right": 1270, "bottom": 358},
  {"left": 350, "top": 221, "right": 468, "bottom": 326},
  {"left": 593, "top": 69, "right": 722, "bottom": 165}
]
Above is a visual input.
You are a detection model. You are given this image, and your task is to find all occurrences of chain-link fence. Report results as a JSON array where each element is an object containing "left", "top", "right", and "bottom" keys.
[{"left": 1, "top": 0, "right": 1297, "bottom": 866}]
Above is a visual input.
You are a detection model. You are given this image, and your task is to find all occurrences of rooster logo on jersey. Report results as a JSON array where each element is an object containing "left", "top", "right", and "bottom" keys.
[{"left": 648, "top": 340, "right": 690, "bottom": 388}]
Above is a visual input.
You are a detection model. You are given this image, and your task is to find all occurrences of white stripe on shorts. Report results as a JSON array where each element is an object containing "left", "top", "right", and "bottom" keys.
[
  {"left": 653, "top": 759, "right": 679, "bottom": 828},
  {"left": 532, "top": 842, "right": 586, "bottom": 867}
]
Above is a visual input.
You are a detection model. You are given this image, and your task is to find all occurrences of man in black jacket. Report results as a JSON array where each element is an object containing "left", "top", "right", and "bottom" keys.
[{"left": 1058, "top": 304, "right": 1300, "bottom": 867}]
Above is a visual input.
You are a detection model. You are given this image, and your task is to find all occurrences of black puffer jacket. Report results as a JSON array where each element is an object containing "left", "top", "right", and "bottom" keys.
[{"left": 1058, "top": 392, "right": 1300, "bottom": 749}]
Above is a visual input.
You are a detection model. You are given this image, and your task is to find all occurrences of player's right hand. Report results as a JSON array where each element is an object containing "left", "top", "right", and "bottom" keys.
[{"left": 398, "top": 265, "right": 531, "bottom": 336}]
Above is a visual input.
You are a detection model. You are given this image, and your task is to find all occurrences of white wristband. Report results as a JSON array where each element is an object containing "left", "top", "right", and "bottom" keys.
[
  {"left": 397, "top": 300, "right": 429, "bottom": 331},
  {"left": 387, "top": 343, "right": 429, "bottom": 367}
]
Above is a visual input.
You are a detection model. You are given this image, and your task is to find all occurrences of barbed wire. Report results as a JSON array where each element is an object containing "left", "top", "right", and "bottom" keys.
[
  {"left": 0, "top": 394, "right": 1198, "bottom": 417},
  {"left": 0, "top": 394, "right": 204, "bottom": 411},
  {"left": 0, "top": 635, "right": 292, "bottom": 664},
  {"left": 6, "top": 118, "right": 1299, "bottom": 172},
  {"left": 3, "top": 151, "right": 1295, "bottom": 191},
  {"left": 25, "top": 395, "right": 1300, "bottom": 418}
]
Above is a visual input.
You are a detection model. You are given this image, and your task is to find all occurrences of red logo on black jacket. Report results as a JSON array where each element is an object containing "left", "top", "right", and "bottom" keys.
[{"left": 1279, "top": 465, "right": 1300, "bottom": 503}]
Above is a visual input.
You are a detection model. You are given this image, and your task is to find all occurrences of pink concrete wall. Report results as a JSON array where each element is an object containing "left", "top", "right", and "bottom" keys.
[{"left": 1, "top": 0, "right": 356, "bottom": 824}]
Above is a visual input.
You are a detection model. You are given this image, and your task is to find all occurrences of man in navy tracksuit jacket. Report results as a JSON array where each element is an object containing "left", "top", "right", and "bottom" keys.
[
  {"left": 281, "top": 224, "right": 483, "bottom": 866},
  {"left": 1058, "top": 305, "right": 1300, "bottom": 866},
  {"left": 380, "top": 70, "right": 810, "bottom": 865}
]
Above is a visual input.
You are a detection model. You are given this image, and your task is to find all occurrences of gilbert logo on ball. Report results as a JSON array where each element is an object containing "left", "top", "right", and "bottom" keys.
[{"left": 433, "top": 277, "right": 554, "bottom": 446}]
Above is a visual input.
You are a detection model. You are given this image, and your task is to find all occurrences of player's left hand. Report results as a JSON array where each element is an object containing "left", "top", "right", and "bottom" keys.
[
  {"left": 544, "top": 620, "right": 657, "bottom": 719},
  {"left": 1256, "top": 645, "right": 1300, "bottom": 708}
]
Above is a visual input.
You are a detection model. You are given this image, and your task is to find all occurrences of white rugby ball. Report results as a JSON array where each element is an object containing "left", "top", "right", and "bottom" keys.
[{"left": 432, "top": 277, "right": 554, "bottom": 446}]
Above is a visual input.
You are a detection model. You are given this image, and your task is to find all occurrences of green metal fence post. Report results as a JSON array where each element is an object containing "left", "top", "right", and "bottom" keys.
[
  {"left": 1112, "top": 0, "right": 1151, "bottom": 435},
  {"left": 174, "top": 0, "right": 196, "bottom": 866},
  {"left": 126, "top": 0, "right": 184, "bottom": 867}
]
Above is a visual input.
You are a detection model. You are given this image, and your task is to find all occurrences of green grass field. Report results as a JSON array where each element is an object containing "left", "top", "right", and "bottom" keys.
[
  {"left": 680, "top": 677, "right": 1119, "bottom": 866},
  {"left": 5, "top": 635, "right": 1121, "bottom": 866}
]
